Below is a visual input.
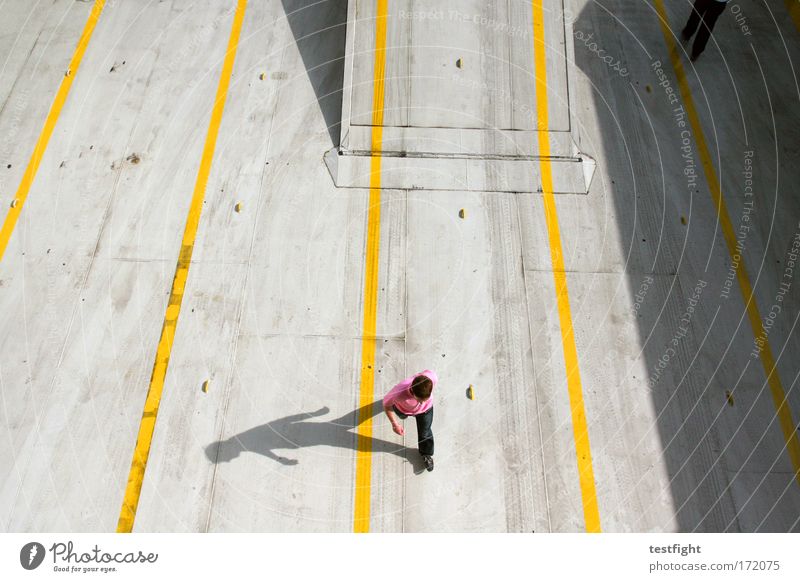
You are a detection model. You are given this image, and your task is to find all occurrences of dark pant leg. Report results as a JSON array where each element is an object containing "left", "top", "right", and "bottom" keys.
[
  {"left": 683, "top": 0, "right": 711, "bottom": 37},
  {"left": 692, "top": 0, "right": 726, "bottom": 56},
  {"left": 392, "top": 405, "right": 408, "bottom": 420},
  {"left": 415, "top": 407, "right": 434, "bottom": 456}
]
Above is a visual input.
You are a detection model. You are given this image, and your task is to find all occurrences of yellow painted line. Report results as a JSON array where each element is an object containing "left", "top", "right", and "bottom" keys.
[
  {"left": 653, "top": 0, "right": 800, "bottom": 488},
  {"left": 0, "top": 0, "right": 105, "bottom": 263},
  {"left": 353, "top": 0, "right": 388, "bottom": 534},
  {"left": 787, "top": 0, "right": 800, "bottom": 34},
  {"left": 116, "top": 0, "right": 248, "bottom": 533},
  {"left": 531, "top": 0, "right": 601, "bottom": 533}
]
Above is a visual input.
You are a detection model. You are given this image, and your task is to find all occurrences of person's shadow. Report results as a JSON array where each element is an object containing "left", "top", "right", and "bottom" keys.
[{"left": 205, "top": 401, "right": 426, "bottom": 473}]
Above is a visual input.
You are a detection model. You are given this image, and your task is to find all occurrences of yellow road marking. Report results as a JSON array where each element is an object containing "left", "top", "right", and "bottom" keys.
[
  {"left": 0, "top": 0, "right": 105, "bottom": 263},
  {"left": 116, "top": 0, "right": 248, "bottom": 533},
  {"left": 353, "top": 0, "right": 388, "bottom": 534},
  {"left": 653, "top": 0, "right": 800, "bottom": 488},
  {"left": 531, "top": 0, "right": 602, "bottom": 533},
  {"left": 786, "top": 0, "right": 800, "bottom": 34}
]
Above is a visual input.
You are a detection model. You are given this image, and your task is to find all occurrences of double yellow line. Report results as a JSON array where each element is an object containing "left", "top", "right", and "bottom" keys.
[
  {"left": 0, "top": 0, "right": 249, "bottom": 532},
  {"left": 653, "top": 0, "right": 800, "bottom": 487},
  {"left": 352, "top": 0, "right": 601, "bottom": 533},
  {"left": 0, "top": 0, "right": 105, "bottom": 263},
  {"left": 117, "top": 0, "right": 248, "bottom": 533}
]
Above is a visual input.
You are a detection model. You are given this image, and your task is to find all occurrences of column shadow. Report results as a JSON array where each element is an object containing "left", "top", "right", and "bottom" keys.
[
  {"left": 571, "top": 1, "right": 800, "bottom": 531},
  {"left": 205, "top": 401, "right": 426, "bottom": 473},
  {"left": 280, "top": 0, "right": 347, "bottom": 147}
]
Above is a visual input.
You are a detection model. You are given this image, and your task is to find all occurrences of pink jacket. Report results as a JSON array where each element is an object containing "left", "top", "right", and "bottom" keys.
[{"left": 383, "top": 370, "right": 437, "bottom": 415}]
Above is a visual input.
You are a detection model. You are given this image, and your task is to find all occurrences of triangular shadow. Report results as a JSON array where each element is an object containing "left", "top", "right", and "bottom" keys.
[{"left": 280, "top": 0, "right": 347, "bottom": 147}]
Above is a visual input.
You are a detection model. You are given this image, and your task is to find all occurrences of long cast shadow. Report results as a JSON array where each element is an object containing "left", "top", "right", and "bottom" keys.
[
  {"left": 280, "top": 0, "right": 347, "bottom": 147},
  {"left": 571, "top": 1, "right": 800, "bottom": 531},
  {"left": 205, "top": 401, "right": 425, "bottom": 472}
]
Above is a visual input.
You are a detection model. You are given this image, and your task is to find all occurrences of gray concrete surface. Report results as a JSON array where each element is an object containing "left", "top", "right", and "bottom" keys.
[
  {"left": 331, "top": 0, "right": 593, "bottom": 193},
  {"left": 0, "top": 0, "right": 798, "bottom": 532}
]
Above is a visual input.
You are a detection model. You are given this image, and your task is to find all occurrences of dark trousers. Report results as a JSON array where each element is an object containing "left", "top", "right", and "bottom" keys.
[
  {"left": 394, "top": 406, "right": 434, "bottom": 456},
  {"left": 683, "top": 0, "right": 727, "bottom": 57}
]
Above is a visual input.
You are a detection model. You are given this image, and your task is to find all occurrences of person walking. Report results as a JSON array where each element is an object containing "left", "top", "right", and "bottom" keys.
[
  {"left": 681, "top": 0, "right": 729, "bottom": 61},
  {"left": 383, "top": 369, "right": 437, "bottom": 471}
]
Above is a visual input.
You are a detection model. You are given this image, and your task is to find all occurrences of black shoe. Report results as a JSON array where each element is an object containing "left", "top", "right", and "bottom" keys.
[{"left": 422, "top": 455, "right": 434, "bottom": 472}]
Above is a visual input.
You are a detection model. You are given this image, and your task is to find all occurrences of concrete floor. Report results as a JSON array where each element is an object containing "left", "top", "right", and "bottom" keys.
[{"left": 0, "top": 0, "right": 799, "bottom": 532}]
